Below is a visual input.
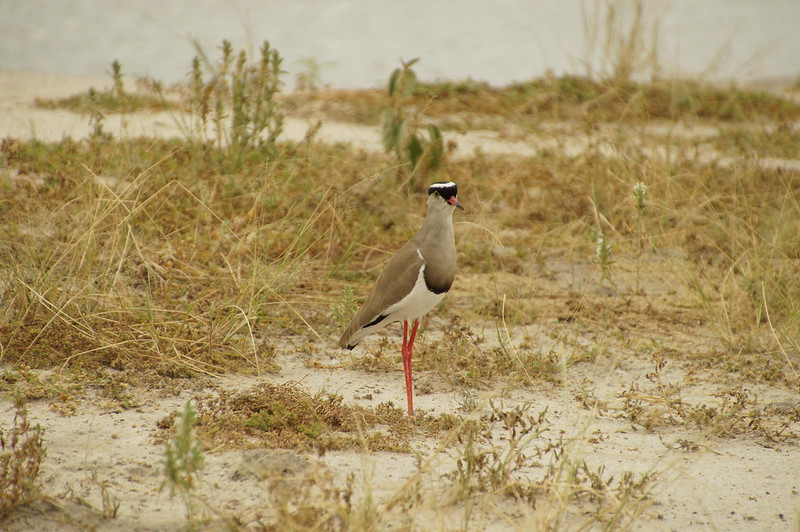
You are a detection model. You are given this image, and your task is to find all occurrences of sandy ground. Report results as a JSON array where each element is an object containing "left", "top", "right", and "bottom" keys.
[{"left": 1, "top": 68, "right": 799, "bottom": 531}]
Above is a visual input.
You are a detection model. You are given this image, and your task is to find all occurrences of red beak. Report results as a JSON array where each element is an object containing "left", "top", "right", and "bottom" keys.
[{"left": 448, "top": 196, "right": 464, "bottom": 210}]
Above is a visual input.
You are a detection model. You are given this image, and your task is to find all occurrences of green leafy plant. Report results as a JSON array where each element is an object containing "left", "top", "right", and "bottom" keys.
[
  {"left": 162, "top": 401, "right": 205, "bottom": 526},
  {"left": 632, "top": 181, "right": 648, "bottom": 292},
  {"left": 87, "top": 88, "right": 112, "bottom": 142},
  {"left": 381, "top": 58, "right": 444, "bottom": 183},
  {"left": 188, "top": 39, "right": 285, "bottom": 167},
  {"left": 332, "top": 285, "right": 358, "bottom": 331},
  {"left": 593, "top": 231, "right": 613, "bottom": 284}
]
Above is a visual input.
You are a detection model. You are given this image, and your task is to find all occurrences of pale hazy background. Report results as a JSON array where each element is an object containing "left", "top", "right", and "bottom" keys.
[{"left": 1, "top": 0, "right": 798, "bottom": 88}]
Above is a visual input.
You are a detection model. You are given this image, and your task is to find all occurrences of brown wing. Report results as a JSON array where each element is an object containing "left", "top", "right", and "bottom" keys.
[{"left": 338, "top": 241, "right": 424, "bottom": 348}]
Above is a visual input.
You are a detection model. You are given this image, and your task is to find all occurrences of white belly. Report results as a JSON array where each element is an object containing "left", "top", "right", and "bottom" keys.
[{"left": 384, "top": 264, "right": 446, "bottom": 322}]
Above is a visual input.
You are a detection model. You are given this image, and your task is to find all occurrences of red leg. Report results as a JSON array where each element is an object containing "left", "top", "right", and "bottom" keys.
[
  {"left": 401, "top": 320, "right": 415, "bottom": 416},
  {"left": 402, "top": 320, "right": 409, "bottom": 355},
  {"left": 404, "top": 319, "right": 420, "bottom": 416},
  {"left": 408, "top": 319, "right": 419, "bottom": 350},
  {"left": 402, "top": 320, "right": 409, "bottom": 385}
]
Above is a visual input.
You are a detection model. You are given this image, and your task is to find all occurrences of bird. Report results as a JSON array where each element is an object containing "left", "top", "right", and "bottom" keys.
[{"left": 338, "top": 181, "right": 463, "bottom": 416}]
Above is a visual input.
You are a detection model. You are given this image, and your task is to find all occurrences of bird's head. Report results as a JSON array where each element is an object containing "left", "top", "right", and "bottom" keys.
[{"left": 427, "top": 181, "right": 464, "bottom": 211}]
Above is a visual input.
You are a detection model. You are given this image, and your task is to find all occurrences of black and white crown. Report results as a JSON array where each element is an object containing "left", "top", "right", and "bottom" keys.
[{"left": 427, "top": 181, "right": 458, "bottom": 200}]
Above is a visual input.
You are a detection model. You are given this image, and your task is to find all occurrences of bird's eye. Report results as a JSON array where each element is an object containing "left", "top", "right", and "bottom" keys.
[{"left": 433, "top": 191, "right": 440, "bottom": 197}]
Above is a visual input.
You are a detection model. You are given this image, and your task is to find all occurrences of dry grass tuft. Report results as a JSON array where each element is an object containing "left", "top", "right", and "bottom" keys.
[
  {"left": 288, "top": 75, "right": 800, "bottom": 132},
  {"left": 0, "top": 398, "right": 45, "bottom": 518},
  {"left": 192, "top": 382, "right": 458, "bottom": 453}
]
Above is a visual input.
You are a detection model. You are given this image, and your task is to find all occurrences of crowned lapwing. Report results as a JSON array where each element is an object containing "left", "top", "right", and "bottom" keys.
[{"left": 338, "top": 182, "right": 463, "bottom": 416}]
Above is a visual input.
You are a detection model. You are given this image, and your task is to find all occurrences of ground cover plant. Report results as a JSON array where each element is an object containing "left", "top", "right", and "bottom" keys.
[
  {"left": 33, "top": 60, "right": 177, "bottom": 116},
  {"left": 0, "top": 398, "right": 44, "bottom": 519},
  {"left": 3, "top": 23, "right": 800, "bottom": 531}
]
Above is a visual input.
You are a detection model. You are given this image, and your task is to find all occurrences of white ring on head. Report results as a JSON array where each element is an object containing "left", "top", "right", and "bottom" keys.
[{"left": 429, "top": 181, "right": 456, "bottom": 189}]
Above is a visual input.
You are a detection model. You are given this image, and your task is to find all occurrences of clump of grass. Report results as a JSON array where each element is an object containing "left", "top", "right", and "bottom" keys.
[
  {"left": 34, "top": 60, "right": 176, "bottom": 115},
  {"left": 419, "top": 318, "right": 562, "bottom": 388},
  {"left": 0, "top": 367, "right": 145, "bottom": 415},
  {"left": 580, "top": 0, "right": 662, "bottom": 85},
  {"left": 443, "top": 401, "right": 655, "bottom": 529},
  {"left": 0, "top": 397, "right": 45, "bottom": 519},
  {"left": 263, "top": 465, "right": 361, "bottom": 531},
  {"left": 1, "top": 138, "right": 366, "bottom": 378},
  {"left": 618, "top": 354, "right": 800, "bottom": 442},
  {"left": 448, "top": 402, "right": 550, "bottom": 501},
  {"left": 290, "top": 74, "right": 800, "bottom": 132},
  {"left": 194, "top": 382, "right": 458, "bottom": 453},
  {"left": 712, "top": 123, "right": 800, "bottom": 160},
  {"left": 284, "top": 87, "right": 386, "bottom": 125},
  {"left": 0, "top": 368, "right": 75, "bottom": 403}
]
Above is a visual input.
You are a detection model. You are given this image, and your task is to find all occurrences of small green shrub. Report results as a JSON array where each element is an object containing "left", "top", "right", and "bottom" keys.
[
  {"left": 187, "top": 39, "right": 285, "bottom": 167},
  {"left": 381, "top": 58, "right": 444, "bottom": 183},
  {"left": 332, "top": 285, "right": 358, "bottom": 331},
  {"left": 162, "top": 401, "right": 204, "bottom": 497},
  {"left": 161, "top": 401, "right": 207, "bottom": 527}
]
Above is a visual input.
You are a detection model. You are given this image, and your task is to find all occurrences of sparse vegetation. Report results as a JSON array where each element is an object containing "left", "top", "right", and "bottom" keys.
[
  {"left": 331, "top": 285, "right": 358, "bottom": 332},
  {"left": 194, "top": 382, "right": 456, "bottom": 453},
  {"left": 289, "top": 75, "right": 800, "bottom": 131},
  {"left": 161, "top": 401, "right": 207, "bottom": 527},
  {"left": 184, "top": 39, "right": 285, "bottom": 167},
  {"left": 34, "top": 60, "right": 177, "bottom": 115},
  {"left": 617, "top": 354, "right": 800, "bottom": 442},
  {"left": 381, "top": 58, "right": 445, "bottom": 185},
  {"left": 0, "top": 397, "right": 44, "bottom": 519},
  {"left": 3, "top": 12, "right": 800, "bottom": 529}
]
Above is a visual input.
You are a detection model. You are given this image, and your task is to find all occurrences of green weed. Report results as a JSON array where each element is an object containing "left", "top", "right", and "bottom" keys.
[
  {"left": 331, "top": 285, "right": 358, "bottom": 331},
  {"left": 161, "top": 401, "right": 206, "bottom": 527},
  {"left": 381, "top": 58, "right": 445, "bottom": 186},
  {"left": 186, "top": 39, "right": 285, "bottom": 168}
]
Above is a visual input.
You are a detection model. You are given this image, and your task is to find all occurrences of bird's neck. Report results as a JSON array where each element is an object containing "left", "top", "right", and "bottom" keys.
[{"left": 418, "top": 208, "right": 454, "bottom": 241}]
